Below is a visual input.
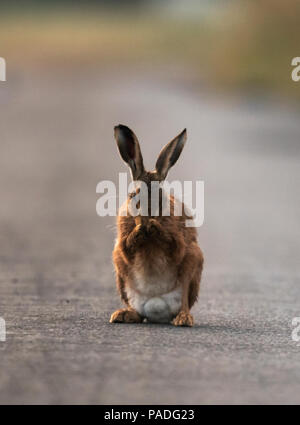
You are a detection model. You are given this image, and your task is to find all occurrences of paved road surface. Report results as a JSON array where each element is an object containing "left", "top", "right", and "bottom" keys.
[{"left": 0, "top": 71, "right": 300, "bottom": 404}]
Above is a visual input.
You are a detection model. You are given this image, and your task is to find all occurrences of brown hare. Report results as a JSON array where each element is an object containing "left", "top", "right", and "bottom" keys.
[{"left": 110, "top": 125, "right": 203, "bottom": 326}]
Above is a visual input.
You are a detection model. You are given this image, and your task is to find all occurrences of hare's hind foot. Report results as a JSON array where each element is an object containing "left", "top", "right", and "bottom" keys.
[
  {"left": 173, "top": 311, "right": 194, "bottom": 327},
  {"left": 110, "top": 308, "right": 143, "bottom": 324}
]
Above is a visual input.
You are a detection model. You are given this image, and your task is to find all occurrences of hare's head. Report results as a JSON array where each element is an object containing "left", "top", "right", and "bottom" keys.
[
  {"left": 114, "top": 124, "right": 186, "bottom": 184},
  {"left": 114, "top": 124, "right": 187, "bottom": 217}
]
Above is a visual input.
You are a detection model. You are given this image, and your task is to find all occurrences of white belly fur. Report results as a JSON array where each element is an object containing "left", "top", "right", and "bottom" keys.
[{"left": 126, "top": 268, "right": 182, "bottom": 323}]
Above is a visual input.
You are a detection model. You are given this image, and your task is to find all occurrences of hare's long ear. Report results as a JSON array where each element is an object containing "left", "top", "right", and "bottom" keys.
[
  {"left": 114, "top": 124, "right": 145, "bottom": 180},
  {"left": 155, "top": 129, "right": 187, "bottom": 180}
]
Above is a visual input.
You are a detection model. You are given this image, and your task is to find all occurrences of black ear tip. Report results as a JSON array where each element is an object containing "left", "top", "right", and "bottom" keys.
[
  {"left": 114, "top": 124, "right": 124, "bottom": 132},
  {"left": 114, "top": 124, "right": 129, "bottom": 130},
  {"left": 114, "top": 124, "right": 133, "bottom": 137},
  {"left": 179, "top": 128, "right": 187, "bottom": 143}
]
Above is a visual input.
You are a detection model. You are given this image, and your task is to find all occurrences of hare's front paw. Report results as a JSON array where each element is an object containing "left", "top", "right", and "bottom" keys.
[
  {"left": 135, "top": 223, "right": 147, "bottom": 238},
  {"left": 146, "top": 219, "right": 162, "bottom": 236},
  {"left": 110, "top": 308, "right": 143, "bottom": 324},
  {"left": 173, "top": 311, "right": 194, "bottom": 327},
  {"left": 127, "top": 223, "right": 147, "bottom": 248}
]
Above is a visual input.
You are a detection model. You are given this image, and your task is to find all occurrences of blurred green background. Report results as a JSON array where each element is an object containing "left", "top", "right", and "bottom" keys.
[{"left": 1, "top": 0, "right": 300, "bottom": 102}]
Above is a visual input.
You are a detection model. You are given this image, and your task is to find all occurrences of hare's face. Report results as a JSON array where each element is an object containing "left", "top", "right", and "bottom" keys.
[
  {"left": 114, "top": 124, "right": 186, "bottom": 217},
  {"left": 129, "top": 171, "right": 163, "bottom": 217}
]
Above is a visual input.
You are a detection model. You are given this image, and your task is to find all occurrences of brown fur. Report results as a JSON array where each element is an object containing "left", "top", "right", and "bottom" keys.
[{"left": 110, "top": 125, "right": 204, "bottom": 326}]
